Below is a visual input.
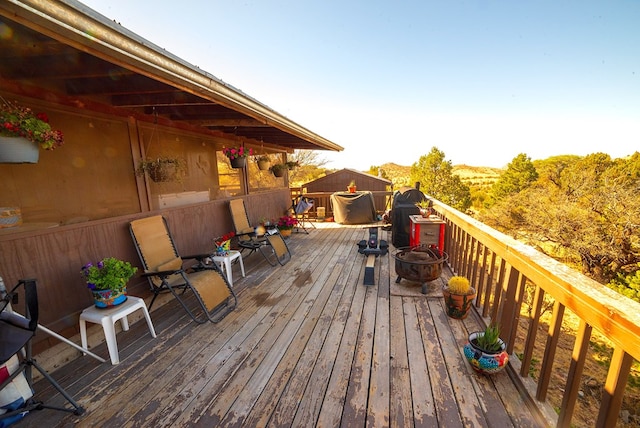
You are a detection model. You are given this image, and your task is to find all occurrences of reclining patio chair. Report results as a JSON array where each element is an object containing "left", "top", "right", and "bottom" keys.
[
  {"left": 228, "top": 198, "right": 291, "bottom": 266},
  {"left": 0, "top": 279, "right": 84, "bottom": 424},
  {"left": 129, "top": 216, "right": 237, "bottom": 324}
]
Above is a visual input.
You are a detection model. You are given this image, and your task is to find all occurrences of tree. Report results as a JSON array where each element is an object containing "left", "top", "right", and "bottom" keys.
[
  {"left": 287, "top": 150, "right": 329, "bottom": 186},
  {"left": 481, "top": 152, "right": 640, "bottom": 285},
  {"left": 367, "top": 165, "right": 390, "bottom": 180},
  {"left": 488, "top": 153, "right": 538, "bottom": 204},
  {"left": 409, "top": 147, "right": 471, "bottom": 212}
]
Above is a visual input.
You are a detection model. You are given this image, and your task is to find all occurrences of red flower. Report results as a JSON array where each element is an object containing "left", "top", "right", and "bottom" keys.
[{"left": 214, "top": 231, "right": 235, "bottom": 247}]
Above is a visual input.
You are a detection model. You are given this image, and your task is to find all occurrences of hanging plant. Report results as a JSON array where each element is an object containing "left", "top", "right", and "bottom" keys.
[
  {"left": 285, "top": 160, "right": 300, "bottom": 170},
  {"left": 254, "top": 155, "right": 271, "bottom": 170},
  {"left": 135, "top": 157, "right": 186, "bottom": 182},
  {"left": 0, "top": 98, "right": 64, "bottom": 150},
  {"left": 270, "top": 163, "right": 287, "bottom": 177}
]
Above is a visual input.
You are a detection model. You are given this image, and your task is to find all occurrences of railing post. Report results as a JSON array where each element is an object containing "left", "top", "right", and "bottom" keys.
[
  {"left": 596, "top": 348, "right": 633, "bottom": 428},
  {"left": 558, "top": 320, "right": 592, "bottom": 428}
]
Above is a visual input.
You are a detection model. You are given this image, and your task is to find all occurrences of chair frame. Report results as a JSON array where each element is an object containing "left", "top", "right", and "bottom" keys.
[
  {"left": 229, "top": 199, "right": 292, "bottom": 266},
  {"left": 129, "top": 216, "right": 237, "bottom": 324},
  {"left": 292, "top": 196, "right": 316, "bottom": 234},
  {"left": 0, "top": 279, "right": 85, "bottom": 422}
]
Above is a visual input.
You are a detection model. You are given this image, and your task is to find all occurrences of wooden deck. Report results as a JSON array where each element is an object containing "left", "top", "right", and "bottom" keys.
[{"left": 19, "top": 223, "right": 546, "bottom": 427}]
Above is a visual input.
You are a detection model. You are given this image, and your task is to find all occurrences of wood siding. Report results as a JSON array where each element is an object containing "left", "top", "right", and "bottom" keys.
[{"left": 0, "top": 190, "right": 291, "bottom": 354}]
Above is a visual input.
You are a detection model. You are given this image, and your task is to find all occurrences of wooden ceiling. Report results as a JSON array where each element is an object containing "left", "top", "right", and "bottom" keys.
[{"left": 0, "top": 3, "right": 342, "bottom": 153}]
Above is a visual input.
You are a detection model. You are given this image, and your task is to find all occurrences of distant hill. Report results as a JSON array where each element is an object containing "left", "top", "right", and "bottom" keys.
[{"left": 378, "top": 163, "right": 503, "bottom": 189}]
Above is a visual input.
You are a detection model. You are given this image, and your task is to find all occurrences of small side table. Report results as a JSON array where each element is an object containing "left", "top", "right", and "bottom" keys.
[
  {"left": 79, "top": 296, "right": 156, "bottom": 365},
  {"left": 210, "top": 250, "right": 245, "bottom": 287}
]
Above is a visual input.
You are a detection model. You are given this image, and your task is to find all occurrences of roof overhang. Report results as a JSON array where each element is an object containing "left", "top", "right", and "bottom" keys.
[{"left": 0, "top": 0, "right": 343, "bottom": 153}]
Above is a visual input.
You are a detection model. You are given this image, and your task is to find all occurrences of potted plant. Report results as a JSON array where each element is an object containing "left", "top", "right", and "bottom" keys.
[
  {"left": 0, "top": 98, "right": 64, "bottom": 163},
  {"left": 254, "top": 155, "right": 271, "bottom": 170},
  {"left": 416, "top": 200, "right": 433, "bottom": 218},
  {"left": 285, "top": 160, "right": 299, "bottom": 170},
  {"left": 276, "top": 214, "right": 298, "bottom": 237},
  {"left": 347, "top": 180, "right": 357, "bottom": 193},
  {"left": 222, "top": 145, "right": 254, "bottom": 168},
  {"left": 214, "top": 231, "right": 235, "bottom": 256},
  {"left": 463, "top": 323, "right": 509, "bottom": 375},
  {"left": 135, "top": 157, "right": 186, "bottom": 182},
  {"left": 270, "top": 163, "right": 287, "bottom": 177},
  {"left": 442, "top": 276, "right": 476, "bottom": 319},
  {"left": 80, "top": 257, "right": 137, "bottom": 308}
]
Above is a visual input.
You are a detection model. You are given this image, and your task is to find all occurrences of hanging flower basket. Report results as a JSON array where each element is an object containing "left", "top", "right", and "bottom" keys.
[
  {"left": 0, "top": 136, "right": 39, "bottom": 163},
  {"left": 135, "top": 157, "right": 186, "bottom": 182},
  {"left": 223, "top": 146, "right": 253, "bottom": 169},
  {"left": 230, "top": 157, "right": 247, "bottom": 169},
  {"left": 255, "top": 156, "right": 271, "bottom": 170},
  {"left": 0, "top": 98, "right": 64, "bottom": 163},
  {"left": 270, "top": 164, "right": 286, "bottom": 177}
]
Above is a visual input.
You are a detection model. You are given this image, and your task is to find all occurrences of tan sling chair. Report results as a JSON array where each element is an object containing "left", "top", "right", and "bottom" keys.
[
  {"left": 129, "top": 216, "right": 236, "bottom": 324},
  {"left": 228, "top": 198, "right": 291, "bottom": 266}
]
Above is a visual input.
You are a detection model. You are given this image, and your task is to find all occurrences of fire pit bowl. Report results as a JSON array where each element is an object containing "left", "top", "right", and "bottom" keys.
[{"left": 393, "top": 245, "right": 448, "bottom": 294}]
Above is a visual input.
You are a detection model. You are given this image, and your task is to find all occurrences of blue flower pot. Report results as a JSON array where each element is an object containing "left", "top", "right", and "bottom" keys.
[{"left": 92, "top": 287, "right": 127, "bottom": 309}]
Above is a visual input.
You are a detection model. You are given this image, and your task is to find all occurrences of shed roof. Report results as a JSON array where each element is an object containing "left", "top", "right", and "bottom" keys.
[
  {"left": 303, "top": 168, "right": 392, "bottom": 188},
  {"left": 0, "top": 0, "right": 343, "bottom": 154}
]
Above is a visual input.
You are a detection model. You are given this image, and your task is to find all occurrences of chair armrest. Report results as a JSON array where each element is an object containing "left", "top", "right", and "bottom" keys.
[
  {"left": 181, "top": 253, "right": 213, "bottom": 261},
  {"left": 141, "top": 269, "right": 182, "bottom": 279}
]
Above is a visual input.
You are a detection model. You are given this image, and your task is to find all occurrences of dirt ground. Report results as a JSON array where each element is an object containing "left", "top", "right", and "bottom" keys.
[{"left": 515, "top": 307, "right": 640, "bottom": 427}]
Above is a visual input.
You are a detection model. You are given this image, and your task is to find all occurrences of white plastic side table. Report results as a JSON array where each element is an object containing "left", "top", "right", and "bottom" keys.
[
  {"left": 210, "top": 250, "right": 245, "bottom": 287},
  {"left": 79, "top": 296, "right": 156, "bottom": 365}
]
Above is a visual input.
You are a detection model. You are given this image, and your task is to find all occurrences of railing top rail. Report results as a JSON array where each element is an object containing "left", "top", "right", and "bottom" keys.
[{"left": 433, "top": 199, "right": 640, "bottom": 361}]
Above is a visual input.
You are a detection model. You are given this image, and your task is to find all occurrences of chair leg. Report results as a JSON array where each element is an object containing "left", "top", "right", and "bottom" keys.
[{"left": 29, "top": 359, "right": 85, "bottom": 415}]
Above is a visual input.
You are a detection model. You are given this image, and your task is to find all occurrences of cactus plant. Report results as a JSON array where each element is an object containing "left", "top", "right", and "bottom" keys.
[
  {"left": 447, "top": 276, "right": 471, "bottom": 294},
  {"left": 442, "top": 276, "right": 476, "bottom": 319}
]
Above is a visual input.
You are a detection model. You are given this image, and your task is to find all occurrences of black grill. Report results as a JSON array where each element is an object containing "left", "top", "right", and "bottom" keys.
[{"left": 391, "top": 188, "right": 426, "bottom": 248}]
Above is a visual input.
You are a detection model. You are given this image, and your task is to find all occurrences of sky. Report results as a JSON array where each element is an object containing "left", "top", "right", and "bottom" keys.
[{"left": 79, "top": 0, "right": 639, "bottom": 170}]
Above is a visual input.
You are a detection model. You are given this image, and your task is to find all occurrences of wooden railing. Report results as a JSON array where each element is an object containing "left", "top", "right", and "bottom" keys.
[{"left": 433, "top": 199, "right": 640, "bottom": 428}]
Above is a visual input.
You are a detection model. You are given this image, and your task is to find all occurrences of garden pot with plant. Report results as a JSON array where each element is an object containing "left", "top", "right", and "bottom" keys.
[
  {"left": 0, "top": 98, "right": 64, "bottom": 163},
  {"left": 347, "top": 180, "right": 356, "bottom": 193},
  {"left": 463, "top": 323, "right": 509, "bottom": 375},
  {"left": 416, "top": 200, "right": 433, "bottom": 218},
  {"left": 136, "top": 157, "right": 186, "bottom": 182},
  {"left": 277, "top": 214, "right": 298, "bottom": 237},
  {"left": 81, "top": 257, "right": 137, "bottom": 308},
  {"left": 223, "top": 146, "right": 253, "bottom": 168},
  {"left": 255, "top": 155, "right": 271, "bottom": 170},
  {"left": 442, "top": 275, "right": 476, "bottom": 319},
  {"left": 270, "top": 163, "right": 287, "bottom": 177}
]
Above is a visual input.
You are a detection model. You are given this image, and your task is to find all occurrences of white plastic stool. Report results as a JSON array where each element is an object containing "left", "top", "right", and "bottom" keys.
[
  {"left": 79, "top": 296, "right": 156, "bottom": 365},
  {"left": 210, "top": 250, "right": 245, "bottom": 287}
]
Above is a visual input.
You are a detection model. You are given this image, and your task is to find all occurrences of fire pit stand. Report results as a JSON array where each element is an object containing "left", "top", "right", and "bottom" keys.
[{"left": 393, "top": 245, "right": 448, "bottom": 294}]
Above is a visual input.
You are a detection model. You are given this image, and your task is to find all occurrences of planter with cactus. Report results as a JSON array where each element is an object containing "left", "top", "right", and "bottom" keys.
[
  {"left": 442, "top": 276, "right": 476, "bottom": 319},
  {"left": 463, "top": 323, "right": 509, "bottom": 375}
]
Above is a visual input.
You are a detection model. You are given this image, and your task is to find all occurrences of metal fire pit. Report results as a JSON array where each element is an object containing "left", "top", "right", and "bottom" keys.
[{"left": 393, "top": 245, "right": 448, "bottom": 294}]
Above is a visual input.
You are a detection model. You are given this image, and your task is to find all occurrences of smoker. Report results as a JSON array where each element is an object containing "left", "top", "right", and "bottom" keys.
[{"left": 391, "top": 185, "right": 426, "bottom": 248}]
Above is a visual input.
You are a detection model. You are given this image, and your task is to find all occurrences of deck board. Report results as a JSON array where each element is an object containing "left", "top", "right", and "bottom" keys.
[{"left": 16, "top": 223, "right": 546, "bottom": 427}]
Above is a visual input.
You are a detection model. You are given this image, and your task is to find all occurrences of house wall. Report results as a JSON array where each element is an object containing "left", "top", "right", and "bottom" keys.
[
  {"left": 0, "top": 91, "right": 292, "bottom": 353},
  {"left": 0, "top": 189, "right": 291, "bottom": 353}
]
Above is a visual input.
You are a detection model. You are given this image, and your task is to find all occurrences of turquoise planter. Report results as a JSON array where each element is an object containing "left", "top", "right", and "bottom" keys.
[
  {"left": 92, "top": 287, "right": 127, "bottom": 309},
  {"left": 463, "top": 332, "right": 509, "bottom": 375}
]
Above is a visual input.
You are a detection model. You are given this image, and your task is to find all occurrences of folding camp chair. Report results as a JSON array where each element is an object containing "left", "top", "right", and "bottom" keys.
[
  {"left": 0, "top": 279, "right": 84, "bottom": 424},
  {"left": 292, "top": 196, "right": 316, "bottom": 234},
  {"left": 228, "top": 199, "right": 292, "bottom": 266},
  {"left": 129, "top": 216, "right": 237, "bottom": 324}
]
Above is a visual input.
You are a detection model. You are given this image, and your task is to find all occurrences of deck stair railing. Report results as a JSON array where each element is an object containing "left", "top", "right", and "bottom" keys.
[{"left": 432, "top": 198, "right": 640, "bottom": 428}]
